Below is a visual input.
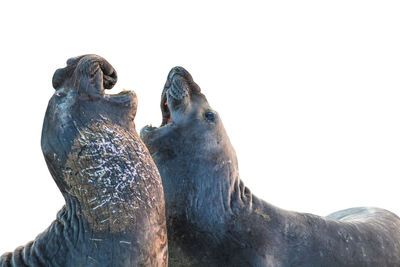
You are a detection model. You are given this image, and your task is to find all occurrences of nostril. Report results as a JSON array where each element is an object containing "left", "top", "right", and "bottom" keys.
[
  {"left": 172, "top": 66, "right": 184, "bottom": 73},
  {"left": 168, "top": 66, "right": 186, "bottom": 80}
]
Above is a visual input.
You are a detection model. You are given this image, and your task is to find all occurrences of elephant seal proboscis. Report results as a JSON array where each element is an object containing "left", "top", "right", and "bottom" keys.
[
  {"left": 0, "top": 55, "right": 167, "bottom": 267},
  {"left": 141, "top": 66, "right": 400, "bottom": 266}
]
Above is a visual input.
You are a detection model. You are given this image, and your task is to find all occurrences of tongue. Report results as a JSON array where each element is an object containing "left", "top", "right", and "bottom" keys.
[{"left": 167, "top": 117, "right": 172, "bottom": 124}]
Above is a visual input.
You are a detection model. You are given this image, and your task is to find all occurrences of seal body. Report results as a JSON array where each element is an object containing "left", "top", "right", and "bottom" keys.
[
  {"left": 141, "top": 66, "right": 400, "bottom": 266},
  {"left": 0, "top": 55, "right": 167, "bottom": 267}
]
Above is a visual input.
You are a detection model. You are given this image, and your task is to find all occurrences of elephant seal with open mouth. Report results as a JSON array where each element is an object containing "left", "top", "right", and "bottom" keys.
[
  {"left": 0, "top": 55, "right": 167, "bottom": 267},
  {"left": 141, "top": 66, "right": 400, "bottom": 266}
]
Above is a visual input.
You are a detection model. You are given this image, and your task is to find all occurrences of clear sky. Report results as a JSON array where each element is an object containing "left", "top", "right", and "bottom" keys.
[{"left": 0, "top": 0, "right": 399, "bottom": 253}]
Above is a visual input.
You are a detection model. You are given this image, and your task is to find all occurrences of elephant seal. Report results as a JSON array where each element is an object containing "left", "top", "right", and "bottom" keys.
[
  {"left": 0, "top": 55, "right": 167, "bottom": 267},
  {"left": 141, "top": 66, "right": 400, "bottom": 266}
]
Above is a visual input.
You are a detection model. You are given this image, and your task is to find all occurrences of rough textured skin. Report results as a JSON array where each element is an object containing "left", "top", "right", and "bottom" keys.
[
  {"left": 0, "top": 55, "right": 167, "bottom": 267},
  {"left": 141, "top": 66, "right": 400, "bottom": 267}
]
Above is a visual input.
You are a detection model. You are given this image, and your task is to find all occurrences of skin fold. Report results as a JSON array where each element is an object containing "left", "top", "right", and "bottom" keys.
[
  {"left": 141, "top": 66, "right": 400, "bottom": 267},
  {"left": 1, "top": 55, "right": 167, "bottom": 267}
]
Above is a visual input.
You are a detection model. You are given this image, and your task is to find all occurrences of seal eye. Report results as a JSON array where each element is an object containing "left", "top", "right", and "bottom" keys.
[
  {"left": 55, "top": 92, "right": 66, "bottom": 98},
  {"left": 204, "top": 111, "right": 216, "bottom": 122}
]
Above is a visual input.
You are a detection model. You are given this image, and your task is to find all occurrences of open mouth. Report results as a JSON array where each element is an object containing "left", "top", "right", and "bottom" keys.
[
  {"left": 161, "top": 91, "right": 172, "bottom": 126},
  {"left": 160, "top": 66, "right": 190, "bottom": 127},
  {"left": 146, "top": 66, "right": 193, "bottom": 130}
]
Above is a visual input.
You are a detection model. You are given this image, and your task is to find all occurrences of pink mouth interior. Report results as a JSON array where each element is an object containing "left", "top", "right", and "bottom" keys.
[{"left": 164, "top": 99, "right": 172, "bottom": 124}]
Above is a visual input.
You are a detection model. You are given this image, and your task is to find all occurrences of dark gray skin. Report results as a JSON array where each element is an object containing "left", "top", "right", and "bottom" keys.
[
  {"left": 141, "top": 66, "right": 400, "bottom": 267},
  {"left": 0, "top": 55, "right": 167, "bottom": 267}
]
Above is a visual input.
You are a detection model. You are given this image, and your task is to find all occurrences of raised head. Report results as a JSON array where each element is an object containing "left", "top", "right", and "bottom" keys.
[
  {"left": 141, "top": 67, "right": 240, "bottom": 219},
  {"left": 41, "top": 55, "right": 166, "bottom": 237},
  {"left": 41, "top": 55, "right": 138, "bottom": 192},
  {"left": 141, "top": 66, "right": 234, "bottom": 155}
]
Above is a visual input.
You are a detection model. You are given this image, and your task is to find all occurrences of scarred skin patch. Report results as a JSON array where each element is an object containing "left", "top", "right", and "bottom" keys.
[{"left": 64, "top": 120, "right": 162, "bottom": 233}]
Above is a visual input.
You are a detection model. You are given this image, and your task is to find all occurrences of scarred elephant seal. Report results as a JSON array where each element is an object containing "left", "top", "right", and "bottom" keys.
[
  {"left": 141, "top": 66, "right": 400, "bottom": 266},
  {"left": 0, "top": 55, "right": 167, "bottom": 267}
]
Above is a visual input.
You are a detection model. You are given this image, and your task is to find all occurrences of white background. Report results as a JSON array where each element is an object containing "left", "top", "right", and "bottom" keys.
[{"left": 0, "top": 0, "right": 399, "bottom": 253}]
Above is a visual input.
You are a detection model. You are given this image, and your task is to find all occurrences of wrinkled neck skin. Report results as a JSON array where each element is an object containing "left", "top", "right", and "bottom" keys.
[
  {"left": 0, "top": 198, "right": 123, "bottom": 267},
  {"left": 147, "top": 118, "right": 251, "bottom": 223}
]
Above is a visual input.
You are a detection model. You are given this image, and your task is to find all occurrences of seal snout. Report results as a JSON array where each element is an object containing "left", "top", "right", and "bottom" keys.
[
  {"left": 49, "top": 54, "right": 139, "bottom": 134},
  {"left": 52, "top": 54, "right": 118, "bottom": 92},
  {"left": 159, "top": 66, "right": 203, "bottom": 126},
  {"left": 78, "top": 55, "right": 118, "bottom": 90},
  {"left": 164, "top": 66, "right": 194, "bottom": 101},
  {"left": 168, "top": 66, "right": 188, "bottom": 78},
  {"left": 52, "top": 55, "right": 136, "bottom": 110},
  {"left": 164, "top": 66, "right": 194, "bottom": 88}
]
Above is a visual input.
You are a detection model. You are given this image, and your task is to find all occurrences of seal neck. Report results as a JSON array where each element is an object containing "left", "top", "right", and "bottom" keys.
[
  {"left": 167, "top": 151, "right": 252, "bottom": 230},
  {"left": 61, "top": 121, "right": 164, "bottom": 234}
]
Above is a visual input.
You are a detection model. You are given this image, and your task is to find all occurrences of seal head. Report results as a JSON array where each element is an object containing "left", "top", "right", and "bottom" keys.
[
  {"left": 141, "top": 67, "right": 240, "bottom": 222},
  {"left": 42, "top": 55, "right": 138, "bottom": 193}
]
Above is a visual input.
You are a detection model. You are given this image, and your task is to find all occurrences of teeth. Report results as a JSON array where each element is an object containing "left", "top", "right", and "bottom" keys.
[
  {"left": 123, "top": 88, "right": 128, "bottom": 92},
  {"left": 147, "top": 124, "right": 152, "bottom": 127}
]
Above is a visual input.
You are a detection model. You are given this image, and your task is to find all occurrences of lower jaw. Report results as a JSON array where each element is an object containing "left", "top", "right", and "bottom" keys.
[
  {"left": 142, "top": 125, "right": 158, "bottom": 133},
  {"left": 141, "top": 121, "right": 173, "bottom": 135}
]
